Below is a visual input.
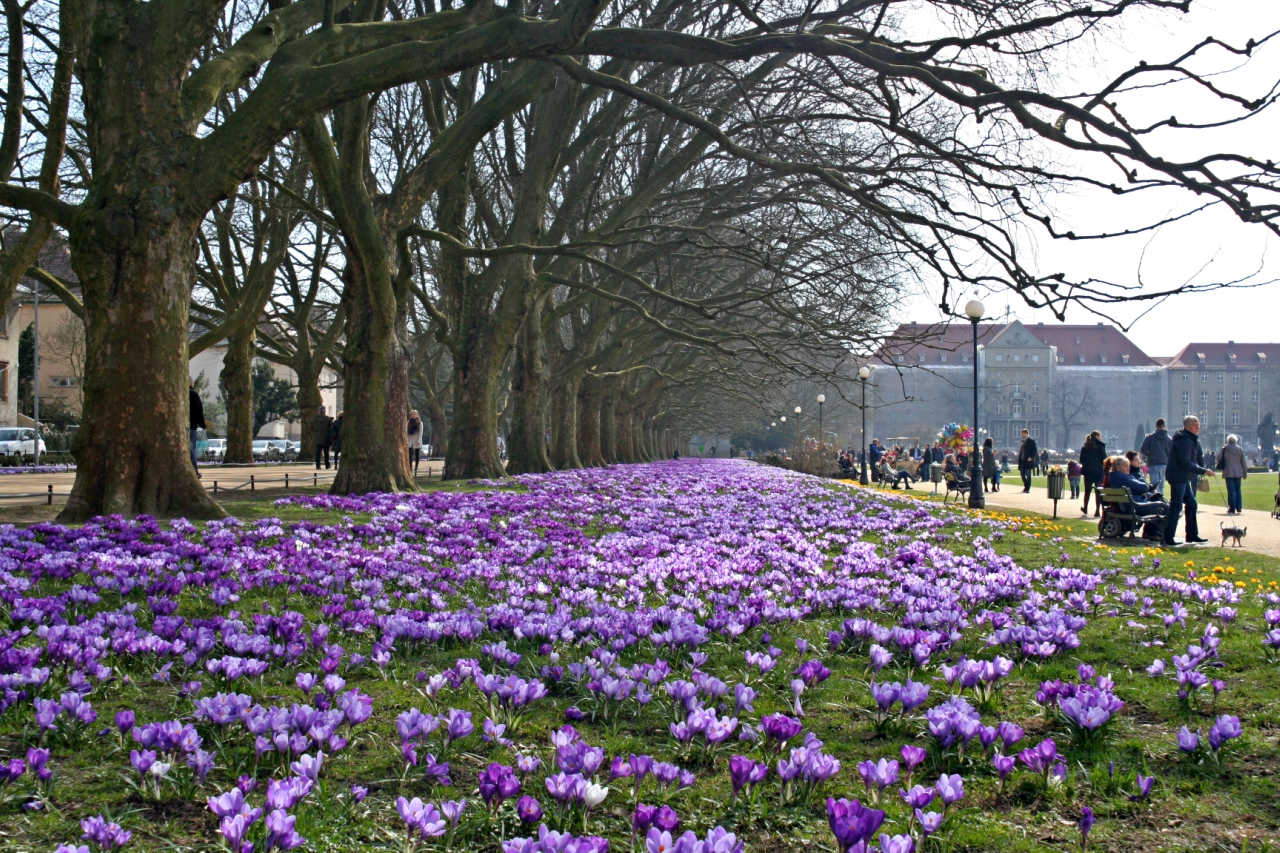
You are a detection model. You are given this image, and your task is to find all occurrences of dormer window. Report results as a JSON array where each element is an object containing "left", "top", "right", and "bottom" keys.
[
  {"left": 1122, "top": 355, "right": 1130, "bottom": 364},
  {"left": 1074, "top": 336, "right": 1081, "bottom": 344},
  {"left": 897, "top": 356, "right": 904, "bottom": 363},
  {"left": 1197, "top": 353, "right": 1206, "bottom": 363},
  {"left": 1229, "top": 353, "right": 1237, "bottom": 363},
  {"left": 1100, "top": 356, "right": 1107, "bottom": 364},
  {"left": 1079, "top": 355, "right": 1086, "bottom": 363},
  {"left": 995, "top": 354, "right": 1005, "bottom": 362},
  {"left": 1259, "top": 353, "right": 1267, "bottom": 364},
  {"left": 939, "top": 355, "right": 946, "bottom": 362},
  {"left": 962, "top": 355, "right": 969, "bottom": 363}
]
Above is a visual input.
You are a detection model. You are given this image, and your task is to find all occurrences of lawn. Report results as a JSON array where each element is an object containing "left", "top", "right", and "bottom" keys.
[
  {"left": 1021, "top": 472, "right": 1280, "bottom": 515},
  {"left": 1, "top": 460, "right": 1279, "bottom": 853}
]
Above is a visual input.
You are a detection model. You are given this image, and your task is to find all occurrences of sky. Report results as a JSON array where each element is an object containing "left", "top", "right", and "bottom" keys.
[{"left": 896, "top": 0, "right": 1280, "bottom": 358}]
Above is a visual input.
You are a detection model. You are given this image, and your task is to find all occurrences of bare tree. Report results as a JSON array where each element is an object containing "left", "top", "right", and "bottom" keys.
[{"left": 1050, "top": 375, "right": 1099, "bottom": 449}]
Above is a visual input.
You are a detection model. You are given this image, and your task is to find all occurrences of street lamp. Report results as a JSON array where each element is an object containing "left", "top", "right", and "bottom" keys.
[
  {"left": 858, "top": 366, "right": 870, "bottom": 485},
  {"left": 816, "top": 394, "right": 826, "bottom": 442},
  {"left": 965, "top": 299, "right": 986, "bottom": 510}
]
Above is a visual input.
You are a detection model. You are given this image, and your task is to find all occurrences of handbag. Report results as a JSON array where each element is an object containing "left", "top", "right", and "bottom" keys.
[{"left": 1196, "top": 477, "right": 1210, "bottom": 493}]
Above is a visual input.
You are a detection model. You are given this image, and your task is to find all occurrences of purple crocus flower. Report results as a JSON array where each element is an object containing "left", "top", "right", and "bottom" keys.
[
  {"left": 516, "top": 795, "right": 543, "bottom": 824},
  {"left": 1176, "top": 727, "right": 1200, "bottom": 754},
  {"left": 826, "top": 797, "right": 886, "bottom": 853},
  {"left": 935, "top": 774, "right": 964, "bottom": 806},
  {"left": 1080, "top": 806, "right": 1095, "bottom": 850}
]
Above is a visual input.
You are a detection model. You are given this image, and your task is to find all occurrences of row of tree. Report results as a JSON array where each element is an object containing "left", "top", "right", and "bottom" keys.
[{"left": 1, "top": 0, "right": 1278, "bottom": 520}]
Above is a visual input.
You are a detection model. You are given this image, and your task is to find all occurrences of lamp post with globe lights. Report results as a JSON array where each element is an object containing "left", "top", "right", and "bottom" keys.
[
  {"left": 965, "top": 299, "right": 985, "bottom": 510},
  {"left": 817, "top": 394, "right": 826, "bottom": 442},
  {"left": 858, "top": 366, "right": 871, "bottom": 485}
]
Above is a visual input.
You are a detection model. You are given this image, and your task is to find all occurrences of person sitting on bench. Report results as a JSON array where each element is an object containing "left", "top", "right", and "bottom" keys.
[
  {"left": 879, "top": 456, "right": 916, "bottom": 489},
  {"left": 944, "top": 454, "right": 970, "bottom": 489},
  {"left": 1107, "top": 456, "right": 1167, "bottom": 538}
]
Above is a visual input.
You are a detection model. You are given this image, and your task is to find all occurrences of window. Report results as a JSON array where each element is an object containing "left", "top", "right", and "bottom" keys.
[
  {"left": 1202, "top": 391, "right": 1209, "bottom": 404},
  {"left": 1031, "top": 381, "right": 1039, "bottom": 392},
  {"left": 1182, "top": 373, "right": 1189, "bottom": 382},
  {"left": 1100, "top": 356, "right": 1107, "bottom": 364},
  {"left": 1012, "top": 401, "right": 1023, "bottom": 416},
  {"left": 1216, "top": 391, "right": 1224, "bottom": 403},
  {"left": 897, "top": 356, "right": 904, "bottom": 363},
  {"left": 1254, "top": 372, "right": 1261, "bottom": 383},
  {"left": 939, "top": 355, "right": 946, "bottom": 362},
  {"left": 1013, "top": 383, "right": 1021, "bottom": 395},
  {"left": 994, "top": 424, "right": 1004, "bottom": 438},
  {"left": 1232, "top": 391, "right": 1240, "bottom": 403},
  {"left": 995, "top": 402, "right": 1003, "bottom": 414},
  {"left": 1030, "top": 401, "right": 1040, "bottom": 414},
  {"left": 1013, "top": 355, "right": 1022, "bottom": 362},
  {"left": 1031, "top": 355, "right": 1039, "bottom": 362},
  {"left": 995, "top": 354, "right": 1005, "bottom": 362},
  {"left": 1216, "top": 412, "right": 1224, "bottom": 425},
  {"left": 1202, "top": 374, "right": 1209, "bottom": 382},
  {"left": 1230, "top": 354, "right": 1237, "bottom": 364},
  {"left": 1122, "top": 355, "right": 1130, "bottom": 364},
  {"left": 962, "top": 356, "right": 969, "bottom": 363},
  {"left": 1232, "top": 412, "right": 1241, "bottom": 426},
  {"left": 1254, "top": 390, "right": 1261, "bottom": 403},
  {"left": 1232, "top": 373, "right": 1240, "bottom": 382},
  {"left": 1217, "top": 372, "right": 1224, "bottom": 382},
  {"left": 919, "top": 353, "right": 926, "bottom": 362},
  {"left": 1058, "top": 357, "right": 1064, "bottom": 363},
  {"left": 1030, "top": 424, "right": 1041, "bottom": 438},
  {"left": 1079, "top": 356, "right": 1086, "bottom": 363},
  {"left": 49, "top": 376, "right": 81, "bottom": 388},
  {"left": 0, "top": 362, "right": 6, "bottom": 401},
  {"left": 1182, "top": 390, "right": 1190, "bottom": 404}
]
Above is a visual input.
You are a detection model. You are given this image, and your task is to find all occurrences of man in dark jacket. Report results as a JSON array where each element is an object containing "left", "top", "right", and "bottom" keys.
[
  {"left": 329, "top": 412, "right": 344, "bottom": 468},
  {"left": 868, "top": 440, "right": 883, "bottom": 482},
  {"left": 312, "top": 407, "right": 334, "bottom": 470},
  {"left": 1016, "top": 429, "right": 1038, "bottom": 493},
  {"left": 189, "top": 380, "right": 206, "bottom": 478},
  {"left": 1139, "top": 418, "right": 1172, "bottom": 497},
  {"left": 1163, "top": 415, "right": 1214, "bottom": 546}
]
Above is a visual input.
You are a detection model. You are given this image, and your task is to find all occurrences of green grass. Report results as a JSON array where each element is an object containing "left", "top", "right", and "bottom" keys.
[
  {"left": 4, "top": 479, "right": 1280, "bottom": 853},
  {"left": 1010, "top": 473, "right": 1280, "bottom": 514}
]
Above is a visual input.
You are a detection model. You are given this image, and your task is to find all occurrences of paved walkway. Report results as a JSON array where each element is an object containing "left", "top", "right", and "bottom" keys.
[
  {"left": 974, "top": 485, "right": 1280, "bottom": 559},
  {"left": 0, "top": 461, "right": 445, "bottom": 506}
]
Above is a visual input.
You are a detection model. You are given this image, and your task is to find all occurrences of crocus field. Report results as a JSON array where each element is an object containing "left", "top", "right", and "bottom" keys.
[{"left": 2, "top": 460, "right": 1280, "bottom": 853}]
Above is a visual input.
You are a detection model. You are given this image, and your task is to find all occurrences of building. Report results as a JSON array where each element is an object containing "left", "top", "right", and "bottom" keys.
[
  {"left": 1164, "top": 343, "right": 1280, "bottom": 451},
  {"left": 868, "top": 320, "right": 1168, "bottom": 453},
  {"left": 188, "top": 339, "right": 342, "bottom": 440}
]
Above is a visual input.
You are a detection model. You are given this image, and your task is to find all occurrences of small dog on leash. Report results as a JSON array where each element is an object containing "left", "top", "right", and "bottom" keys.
[{"left": 1220, "top": 521, "right": 1247, "bottom": 548}]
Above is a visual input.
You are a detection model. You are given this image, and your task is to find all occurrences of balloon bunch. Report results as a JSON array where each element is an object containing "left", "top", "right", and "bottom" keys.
[{"left": 937, "top": 423, "right": 973, "bottom": 450}]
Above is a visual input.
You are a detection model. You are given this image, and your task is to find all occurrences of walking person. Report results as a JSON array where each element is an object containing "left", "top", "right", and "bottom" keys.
[
  {"left": 1079, "top": 430, "right": 1107, "bottom": 516},
  {"left": 1163, "top": 415, "right": 1214, "bottom": 546},
  {"left": 408, "top": 410, "right": 424, "bottom": 476},
  {"left": 1219, "top": 434, "right": 1248, "bottom": 514},
  {"left": 1139, "top": 418, "right": 1172, "bottom": 497},
  {"left": 1067, "top": 460, "right": 1081, "bottom": 499},
  {"left": 329, "top": 411, "right": 344, "bottom": 468},
  {"left": 312, "top": 406, "right": 333, "bottom": 470},
  {"left": 1039, "top": 449, "right": 1049, "bottom": 476},
  {"left": 981, "top": 437, "right": 998, "bottom": 492},
  {"left": 189, "top": 379, "right": 205, "bottom": 479},
  {"left": 1016, "top": 429, "right": 1038, "bottom": 493}
]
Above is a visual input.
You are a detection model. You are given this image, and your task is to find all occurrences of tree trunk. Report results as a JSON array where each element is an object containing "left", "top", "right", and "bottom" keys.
[
  {"left": 426, "top": 399, "right": 447, "bottom": 460},
  {"left": 296, "top": 357, "right": 323, "bottom": 461},
  {"left": 550, "top": 376, "right": 582, "bottom": 470},
  {"left": 576, "top": 375, "right": 606, "bottom": 467},
  {"left": 221, "top": 324, "right": 256, "bottom": 464},
  {"left": 507, "top": 308, "right": 554, "bottom": 475},
  {"left": 444, "top": 336, "right": 506, "bottom": 479},
  {"left": 330, "top": 262, "right": 416, "bottom": 495},
  {"left": 615, "top": 403, "right": 635, "bottom": 462},
  {"left": 600, "top": 382, "right": 618, "bottom": 463},
  {"left": 61, "top": 223, "right": 226, "bottom": 521}
]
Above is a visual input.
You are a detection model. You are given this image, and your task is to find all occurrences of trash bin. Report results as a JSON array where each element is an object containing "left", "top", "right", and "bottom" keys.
[{"left": 1047, "top": 470, "right": 1065, "bottom": 501}]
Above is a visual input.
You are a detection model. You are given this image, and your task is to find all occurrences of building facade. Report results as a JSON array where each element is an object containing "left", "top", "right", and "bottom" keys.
[
  {"left": 868, "top": 320, "right": 1174, "bottom": 453},
  {"left": 1164, "top": 343, "right": 1280, "bottom": 452}
]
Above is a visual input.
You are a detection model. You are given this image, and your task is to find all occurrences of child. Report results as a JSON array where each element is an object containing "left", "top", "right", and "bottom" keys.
[{"left": 1068, "top": 459, "right": 1082, "bottom": 500}]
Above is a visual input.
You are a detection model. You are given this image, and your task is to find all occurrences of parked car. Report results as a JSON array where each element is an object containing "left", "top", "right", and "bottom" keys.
[
  {"left": 0, "top": 427, "right": 48, "bottom": 457},
  {"left": 252, "top": 439, "right": 293, "bottom": 461},
  {"left": 203, "top": 438, "right": 226, "bottom": 461}
]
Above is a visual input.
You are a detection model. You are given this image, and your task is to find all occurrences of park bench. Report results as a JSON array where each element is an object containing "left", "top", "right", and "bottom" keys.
[
  {"left": 1096, "top": 486, "right": 1166, "bottom": 541},
  {"left": 942, "top": 471, "right": 968, "bottom": 505}
]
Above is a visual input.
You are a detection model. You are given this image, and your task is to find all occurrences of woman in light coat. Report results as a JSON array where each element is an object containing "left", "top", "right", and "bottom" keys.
[
  {"left": 408, "top": 410, "right": 424, "bottom": 475},
  {"left": 1220, "top": 434, "right": 1248, "bottom": 514}
]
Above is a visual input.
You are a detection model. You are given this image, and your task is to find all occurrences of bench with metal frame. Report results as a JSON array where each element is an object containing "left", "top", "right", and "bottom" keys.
[
  {"left": 942, "top": 471, "right": 969, "bottom": 505},
  {"left": 1097, "top": 486, "right": 1167, "bottom": 540}
]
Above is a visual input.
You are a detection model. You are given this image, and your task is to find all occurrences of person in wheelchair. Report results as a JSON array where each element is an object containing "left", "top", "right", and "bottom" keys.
[{"left": 1105, "top": 456, "right": 1167, "bottom": 539}]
